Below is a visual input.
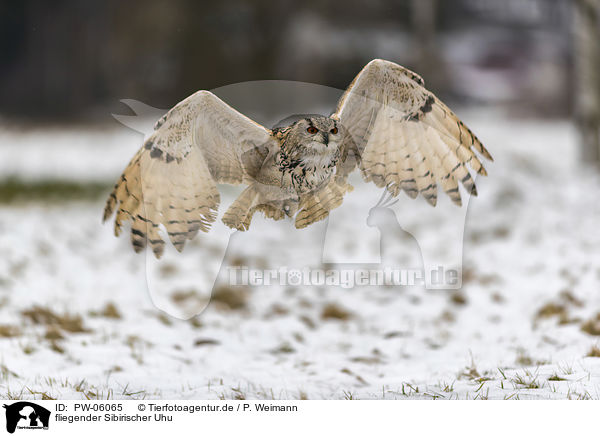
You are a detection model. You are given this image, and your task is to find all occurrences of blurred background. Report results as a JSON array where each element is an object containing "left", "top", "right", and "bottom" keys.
[
  {"left": 2, "top": 0, "right": 600, "bottom": 400},
  {"left": 0, "top": 0, "right": 578, "bottom": 121},
  {"left": 2, "top": 0, "right": 597, "bottom": 180},
  {"left": 3, "top": 0, "right": 599, "bottom": 164}
]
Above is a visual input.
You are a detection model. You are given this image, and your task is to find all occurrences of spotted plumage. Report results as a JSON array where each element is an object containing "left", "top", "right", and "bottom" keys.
[{"left": 104, "top": 59, "right": 493, "bottom": 258}]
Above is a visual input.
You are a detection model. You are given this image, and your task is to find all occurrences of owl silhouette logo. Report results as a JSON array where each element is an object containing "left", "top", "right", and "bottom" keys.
[{"left": 3, "top": 402, "right": 50, "bottom": 433}]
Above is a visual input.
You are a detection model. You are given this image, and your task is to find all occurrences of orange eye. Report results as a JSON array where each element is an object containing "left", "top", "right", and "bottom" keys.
[
  {"left": 330, "top": 127, "right": 338, "bottom": 134},
  {"left": 307, "top": 126, "right": 318, "bottom": 134}
]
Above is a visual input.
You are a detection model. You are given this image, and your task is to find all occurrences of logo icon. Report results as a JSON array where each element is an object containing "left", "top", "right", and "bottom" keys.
[{"left": 3, "top": 402, "right": 50, "bottom": 433}]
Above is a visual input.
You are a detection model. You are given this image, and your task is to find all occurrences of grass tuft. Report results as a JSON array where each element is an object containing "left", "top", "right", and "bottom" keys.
[
  {"left": 548, "top": 373, "right": 567, "bottom": 381},
  {"left": 210, "top": 285, "right": 248, "bottom": 311},
  {"left": 535, "top": 302, "right": 567, "bottom": 320},
  {"left": 22, "top": 306, "right": 89, "bottom": 333},
  {"left": 449, "top": 292, "right": 467, "bottom": 306},
  {"left": 586, "top": 345, "right": 600, "bottom": 357},
  {"left": 321, "top": 303, "right": 353, "bottom": 321},
  {"left": 89, "top": 302, "right": 122, "bottom": 319},
  {"left": 270, "top": 342, "right": 296, "bottom": 354},
  {"left": 0, "top": 325, "right": 21, "bottom": 338},
  {"left": 581, "top": 314, "right": 600, "bottom": 336}
]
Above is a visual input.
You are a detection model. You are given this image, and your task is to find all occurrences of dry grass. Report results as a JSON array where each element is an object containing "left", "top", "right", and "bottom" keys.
[
  {"left": 156, "top": 313, "right": 172, "bottom": 326},
  {"left": 299, "top": 315, "right": 316, "bottom": 329},
  {"left": 159, "top": 263, "right": 178, "bottom": 278},
  {"left": 194, "top": 338, "right": 220, "bottom": 347},
  {"left": 511, "top": 370, "right": 541, "bottom": 389},
  {"left": 321, "top": 303, "right": 353, "bottom": 321},
  {"left": 99, "top": 302, "right": 122, "bottom": 319},
  {"left": 438, "top": 310, "right": 456, "bottom": 323},
  {"left": 559, "top": 290, "right": 583, "bottom": 307},
  {"left": 535, "top": 291, "right": 586, "bottom": 327},
  {"left": 49, "top": 341, "right": 65, "bottom": 354},
  {"left": 270, "top": 342, "right": 296, "bottom": 354},
  {"left": 171, "top": 289, "right": 200, "bottom": 304},
  {"left": 350, "top": 356, "right": 383, "bottom": 365},
  {"left": 265, "top": 304, "right": 289, "bottom": 317},
  {"left": 490, "top": 292, "right": 505, "bottom": 304},
  {"left": 0, "top": 325, "right": 21, "bottom": 338},
  {"left": 581, "top": 313, "right": 600, "bottom": 336},
  {"left": 586, "top": 345, "right": 600, "bottom": 357},
  {"left": 548, "top": 373, "right": 567, "bottom": 381},
  {"left": 535, "top": 302, "right": 567, "bottom": 320},
  {"left": 458, "top": 360, "right": 491, "bottom": 383},
  {"left": 89, "top": 302, "right": 122, "bottom": 319},
  {"left": 449, "top": 292, "right": 467, "bottom": 306},
  {"left": 22, "top": 306, "right": 89, "bottom": 333},
  {"left": 515, "top": 352, "right": 534, "bottom": 367},
  {"left": 210, "top": 285, "right": 248, "bottom": 311},
  {"left": 188, "top": 317, "right": 203, "bottom": 329},
  {"left": 44, "top": 327, "right": 64, "bottom": 341},
  {"left": 0, "top": 364, "right": 19, "bottom": 380}
]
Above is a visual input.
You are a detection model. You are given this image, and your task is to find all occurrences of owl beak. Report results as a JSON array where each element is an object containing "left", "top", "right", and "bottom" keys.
[{"left": 322, "top": 133, "right": 329, "bottom": 146}]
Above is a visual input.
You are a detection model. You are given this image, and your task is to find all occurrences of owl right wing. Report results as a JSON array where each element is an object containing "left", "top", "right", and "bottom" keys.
[
  {"left": 333, "top": 59, "right": 493, "bottom": 207},
  {"left": 103, "top": 90, "right": 277, "bottom": 258}
]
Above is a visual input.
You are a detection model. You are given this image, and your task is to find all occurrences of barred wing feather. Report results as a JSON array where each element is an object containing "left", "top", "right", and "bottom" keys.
[
  {"left": 334, "top": 59, "right": 492, "bottom": 207},
  {"left": 103, "top": 90, "right": 275, "bottom": 257}
]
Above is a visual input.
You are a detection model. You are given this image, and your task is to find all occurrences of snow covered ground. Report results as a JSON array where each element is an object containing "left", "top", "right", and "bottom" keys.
[{"left": 2, "top": 115, "right": 600, "bottom": 400}]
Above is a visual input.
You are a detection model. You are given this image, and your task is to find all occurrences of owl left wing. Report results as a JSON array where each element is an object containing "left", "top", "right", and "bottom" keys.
[
  {"left": 333, "top": 59, "right": 492, "bottom": 206},
  {"left": 103, "top": 90, "right": 276, "bottom": 257}
]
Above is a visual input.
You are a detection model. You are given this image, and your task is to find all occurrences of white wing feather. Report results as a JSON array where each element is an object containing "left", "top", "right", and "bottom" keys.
[
  {"left": 104, "top": 90, "right": 277, "bottom": 257},
  {"left": 333, "top": 59, "right": 492, "bottom": 206}
]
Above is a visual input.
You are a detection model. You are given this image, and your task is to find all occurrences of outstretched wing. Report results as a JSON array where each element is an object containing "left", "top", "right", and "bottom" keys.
[
  {"left": 103, "top": 90, "right": 276, "bottom": 257},
  {"left": 333, "top": 59, "right": 492, "bottom": 206}
]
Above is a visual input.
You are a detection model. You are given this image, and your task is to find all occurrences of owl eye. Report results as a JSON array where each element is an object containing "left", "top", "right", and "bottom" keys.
[
  {"left": 306, "top": 126, "right": 318, "bottom": 134},
  {"left": 330, "top": 127, "right": 338, "bottom": 134}
]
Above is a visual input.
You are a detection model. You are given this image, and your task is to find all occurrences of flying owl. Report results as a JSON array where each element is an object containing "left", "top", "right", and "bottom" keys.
[{"left": 103, "top": 59, "right": 493, "bottom": 258}]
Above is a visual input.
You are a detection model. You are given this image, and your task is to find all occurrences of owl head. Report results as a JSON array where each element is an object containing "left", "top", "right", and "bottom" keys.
[{"left": 283, "top": 116, "right": 342, "bottom": 153}]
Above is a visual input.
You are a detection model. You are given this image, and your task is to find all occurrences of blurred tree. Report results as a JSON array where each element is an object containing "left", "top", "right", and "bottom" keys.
[
  {"left": 411, "top": 0, "right": 436, "bottom": 77},
  {"left": 411, "top": 0, "right": 447, "bottom": 94},
  {"left": 574, "top": 0, "right": 600, "bottom": 163}
]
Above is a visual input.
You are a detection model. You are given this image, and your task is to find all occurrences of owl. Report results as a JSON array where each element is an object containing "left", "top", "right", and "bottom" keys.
[{"left": 103, "top": 59, "right": 493, "bottom": 258}]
